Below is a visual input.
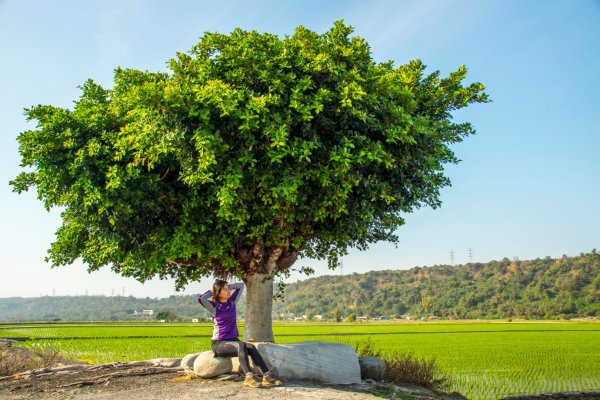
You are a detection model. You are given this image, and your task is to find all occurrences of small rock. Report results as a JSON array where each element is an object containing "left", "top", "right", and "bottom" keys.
[
  {"left": 193, "top": 351, "right": 232, "bottom": 378},
  {"left": 358, "top": 356, "right": 386, "bottom": 380}
]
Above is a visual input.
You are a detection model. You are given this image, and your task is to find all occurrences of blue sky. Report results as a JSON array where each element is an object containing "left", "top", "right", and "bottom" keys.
[{"left": 1, "top": 0, "right": 598, "bottom": 298}]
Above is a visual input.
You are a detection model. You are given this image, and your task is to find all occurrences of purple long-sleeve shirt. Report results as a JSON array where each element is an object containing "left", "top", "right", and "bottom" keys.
[{"left": 198, "top": 282, "right": 244, "bottom": 341}]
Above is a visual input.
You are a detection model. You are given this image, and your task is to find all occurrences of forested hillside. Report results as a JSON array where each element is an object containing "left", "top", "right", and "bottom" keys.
[
  {"left": 1, "top": 252, "right": 598, "bottom": 321},
  {"left": 274, "top": 251, "right": 600, "bottom": 320},
  {"left": 0, "top": 294, "right": 226, "bottom": 322}
]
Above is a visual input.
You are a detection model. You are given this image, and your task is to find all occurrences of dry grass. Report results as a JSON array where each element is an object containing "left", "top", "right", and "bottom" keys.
[
  {"left": 0, "top": 347, "right": 38, "bottom": 376},
  {"left": 0, "top": 342, "right": 67, "bottom": 377},
  {"left": 382, "top": 351, "right": 451, "bottom": 391},
  {"left": 353, "top": 339, "right": 452, "bottom": 391},
  {"left": 28, "top": 342, "right": 63, "bottom": 368}
]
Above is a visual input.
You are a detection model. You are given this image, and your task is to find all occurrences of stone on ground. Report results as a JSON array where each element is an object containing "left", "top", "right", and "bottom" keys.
[
  {"left": 256, "top": 341, "right": 362, "bottom": 384},
  {"left": 181, "top": 353, "right": 200, "bottom": 372},
  {"left": 358, "top": 356, "right": 386, "bottom": 380},
  {"left": 192, "top": 351, "right": 233, "bottom": 378}
]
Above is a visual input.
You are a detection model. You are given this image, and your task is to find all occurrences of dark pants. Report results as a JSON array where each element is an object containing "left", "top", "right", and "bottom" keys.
[{"left": 211, "top": 338, "right": 269, "bottom": 375}]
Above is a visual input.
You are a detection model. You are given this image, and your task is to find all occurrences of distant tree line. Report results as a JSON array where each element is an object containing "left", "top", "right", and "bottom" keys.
[
  {"left": 0, "top": 293, "right": 244, "bottom": 322},
  {"left": 274, "top": 251, "right": 600, "bottom": 320},
  {"left": 1, "top": 251, "right": 598, "bottom": 322}
]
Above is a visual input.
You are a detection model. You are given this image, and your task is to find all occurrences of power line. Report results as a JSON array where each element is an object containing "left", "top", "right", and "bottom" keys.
[
  {"left": 468, "top": 248, "right": 474, "bottom": 263},
  {"left": 450, "top": 250, "right": 455, "bottom": 266}
]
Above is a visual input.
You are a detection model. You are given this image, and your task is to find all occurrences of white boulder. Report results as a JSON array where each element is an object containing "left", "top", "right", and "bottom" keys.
[{"left": 255, "top": 341, "right": 362, "bottom": 384}]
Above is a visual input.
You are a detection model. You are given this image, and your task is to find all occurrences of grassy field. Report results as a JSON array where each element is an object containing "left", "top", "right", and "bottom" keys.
[{"left": 1, "top": 320, "right": 599, "bottom": 399}]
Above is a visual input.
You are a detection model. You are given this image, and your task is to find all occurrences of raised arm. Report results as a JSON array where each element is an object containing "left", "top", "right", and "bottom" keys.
[
  {"left": 198, "top": 290, "right": 216, "bottom": 315},
  {"left": 228, "top": 282, "right": 244, "bottom": 303}
]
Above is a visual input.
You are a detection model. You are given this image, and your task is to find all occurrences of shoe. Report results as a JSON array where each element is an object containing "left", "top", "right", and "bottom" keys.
[
  {"left": 261, "top": 376, "right": 282, "bottom": 387},
  {"left": 261, "top": 370, "right": 282, "bottom": 387},
  {"left": 243, "top": 373, "right": 262, "bottom": 388}
]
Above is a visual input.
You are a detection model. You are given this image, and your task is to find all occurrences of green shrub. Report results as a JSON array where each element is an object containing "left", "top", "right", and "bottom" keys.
[
  {"left": 353, "top": 337, "right": 377, "bottom": 357},
  {"left": 332, "top": 309, "right": 342, "bottom": 323}
]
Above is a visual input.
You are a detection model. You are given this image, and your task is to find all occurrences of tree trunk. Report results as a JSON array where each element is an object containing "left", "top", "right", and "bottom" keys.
[{"left": 243, "top": 273, "right": 274, "bottom": 342}]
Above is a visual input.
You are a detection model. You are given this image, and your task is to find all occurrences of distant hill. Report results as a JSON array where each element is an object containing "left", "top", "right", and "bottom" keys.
[
  {"left": 0, "top": 294, "right": 222, "bottom": 322},
  {"left": 1, "top": 252, "right": 598, "bottom": 322},
  {"left": 273, "top": 251, "right": 600, "bottom": 320}
]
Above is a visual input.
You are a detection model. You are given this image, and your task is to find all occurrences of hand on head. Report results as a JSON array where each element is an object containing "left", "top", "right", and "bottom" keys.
[{"left": 213, "top": 279, "right": 231, "bottom": 302}]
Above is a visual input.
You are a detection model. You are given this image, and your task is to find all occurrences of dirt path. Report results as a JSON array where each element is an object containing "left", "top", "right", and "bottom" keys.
[{"left": 0, "top": 369, "right": 393, "bottom": 400}]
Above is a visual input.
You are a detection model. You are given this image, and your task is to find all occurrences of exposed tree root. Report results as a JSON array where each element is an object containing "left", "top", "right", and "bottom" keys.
[
  {"left": 59, "top": 366, "right": 184, "bottom": 388},
  {"left": 0, "top": 360, "right": 183, "bottom": 383}
]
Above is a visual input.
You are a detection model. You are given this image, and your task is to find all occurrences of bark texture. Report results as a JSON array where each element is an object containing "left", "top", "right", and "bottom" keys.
[
  {"left": 243, "top": 273, "right": 275, "bottom": 342},
  {"left": 241, "top": 243, "right": 302, "bottom": 342}
]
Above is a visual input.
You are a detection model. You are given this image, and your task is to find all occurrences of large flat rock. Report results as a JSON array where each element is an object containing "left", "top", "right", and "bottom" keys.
[{"left": 256, "top": 341, "right": 362, "bottom": 384}]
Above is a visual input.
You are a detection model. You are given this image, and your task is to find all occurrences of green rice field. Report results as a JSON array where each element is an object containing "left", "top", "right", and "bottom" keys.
[{"left": 1, "top": 321, "right": 599, "bottom": 399}]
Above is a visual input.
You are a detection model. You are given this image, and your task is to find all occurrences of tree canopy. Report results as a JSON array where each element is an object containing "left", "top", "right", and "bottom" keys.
[{"left": 11, "top": 21, "right": 488, "bottom": 289}]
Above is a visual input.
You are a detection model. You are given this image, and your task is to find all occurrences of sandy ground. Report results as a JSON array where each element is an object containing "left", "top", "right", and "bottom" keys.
[
  {"left": 0, "top": 346, "right": 451, "bottom": 400},
  {"left": 0, "top": 369, "right": 400, "bottom": 400},
  {"left": 3, "top": 365, "right": 598, "bottom": 400},
  {"left": 4, "top": 348, "right": 595, "bottom": 400}
]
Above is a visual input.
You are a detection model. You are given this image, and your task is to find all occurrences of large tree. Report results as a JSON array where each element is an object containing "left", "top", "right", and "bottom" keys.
[{"left": 11, "top": 21, "right": 488, "bottom": 341}]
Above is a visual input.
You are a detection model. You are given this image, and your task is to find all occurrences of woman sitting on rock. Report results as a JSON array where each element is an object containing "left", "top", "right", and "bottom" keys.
[{"left": 198, "top": 280, "right": 281, "bottom": 388}]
